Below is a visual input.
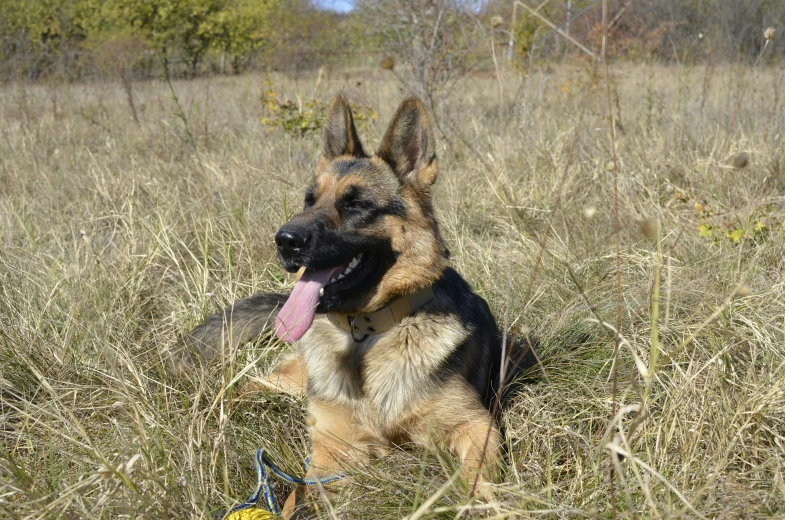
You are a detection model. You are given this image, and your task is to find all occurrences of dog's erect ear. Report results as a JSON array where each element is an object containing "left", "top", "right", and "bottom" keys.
[
  {"left": 321, "top": 94, "right": 366, "bottom": 160},
  {"left": 377, "top": 97, "right": 437, "bottom": 187}
]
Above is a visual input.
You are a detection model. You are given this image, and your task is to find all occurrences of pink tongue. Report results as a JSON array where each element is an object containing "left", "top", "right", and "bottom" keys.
[{"left": 276, "top": 267, "right": 340, "bottom": 343}]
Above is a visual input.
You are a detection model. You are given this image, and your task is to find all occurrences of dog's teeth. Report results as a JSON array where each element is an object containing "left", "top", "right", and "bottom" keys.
[
  {"left": 319, "top": 288, "right": 324, "bottom": 297},
  {"left": 337, "top": 273, "right": 345, "bottom": 280},
  {"left": 343, "top": 266, "right": 353, "bottom": 275},
  {"left": 349, "top": 256, "right": 360, "bottom": 269}
]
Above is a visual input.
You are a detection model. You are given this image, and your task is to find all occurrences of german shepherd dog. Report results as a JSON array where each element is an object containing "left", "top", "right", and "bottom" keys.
[{"left": 184, "top": 95, "right": 535, "bottom": 515}]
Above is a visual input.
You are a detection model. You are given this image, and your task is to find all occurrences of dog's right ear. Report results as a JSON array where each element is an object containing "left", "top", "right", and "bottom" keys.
[{"left": 321, "top": 94, "right": 366, "bottom": 160}]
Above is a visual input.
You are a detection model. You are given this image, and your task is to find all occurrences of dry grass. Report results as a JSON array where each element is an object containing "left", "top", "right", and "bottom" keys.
[{"left": 1, "top": 63, "right": 784, "bottom": 519}]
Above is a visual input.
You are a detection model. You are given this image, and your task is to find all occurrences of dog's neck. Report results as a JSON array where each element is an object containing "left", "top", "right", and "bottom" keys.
[{"left": 325, "top": 286, "right": 435, "bottom": 341}]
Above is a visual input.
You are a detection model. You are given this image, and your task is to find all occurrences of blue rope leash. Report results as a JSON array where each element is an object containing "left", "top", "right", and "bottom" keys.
[{"left": 226, "top": 448, "right": 345, "bottom": 517}]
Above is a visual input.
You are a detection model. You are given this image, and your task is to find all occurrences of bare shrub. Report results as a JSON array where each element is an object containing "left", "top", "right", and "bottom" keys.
[
  {"left": 356, "top": 0, "right": 486, "bottom": 112},
  {"left": 89, "top": 36, "right": 152, "bottom": 124}
]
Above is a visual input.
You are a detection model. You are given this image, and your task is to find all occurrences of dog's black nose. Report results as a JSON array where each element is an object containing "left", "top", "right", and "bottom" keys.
[{"left": 275, "top": 228, "right": 307, "bottom": 259}]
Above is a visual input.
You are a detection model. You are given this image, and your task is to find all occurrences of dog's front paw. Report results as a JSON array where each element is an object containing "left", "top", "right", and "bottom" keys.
[
  {"left": 241, "top": 354, "right": 308, "bottom": 397},
  {"left": 472, "top": 479, "right": 496, "bottom": 504}
]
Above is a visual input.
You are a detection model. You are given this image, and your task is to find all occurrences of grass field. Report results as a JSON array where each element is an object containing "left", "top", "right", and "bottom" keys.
[{"left": 1, "top": 62, "right": 784, "bottom": 518}]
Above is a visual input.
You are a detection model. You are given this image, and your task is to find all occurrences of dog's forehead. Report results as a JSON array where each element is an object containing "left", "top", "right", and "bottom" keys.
[
  {"left": 330, "top": 158, "right": 369, "bottom": 177},
  {"left": 316, "top": 157, "right": 398, "bottom": 196}
]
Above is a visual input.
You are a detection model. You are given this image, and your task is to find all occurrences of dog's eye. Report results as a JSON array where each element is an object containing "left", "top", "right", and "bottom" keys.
[
  {"left": 345, "top": 199, "right": 370, "bottom": 211},
  {"left": 340, "top": 186, "right": 372, "bottom": 212},
  {"left": 304, "top": 191, "right": 316, "bottom": 209}
]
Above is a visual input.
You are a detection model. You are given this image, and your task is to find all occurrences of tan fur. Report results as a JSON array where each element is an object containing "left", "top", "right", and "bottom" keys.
[
  {"left": 249, "top": 353, "right": 307, "bottom": 396},
  {"left": 299, "top": 311, "right": 467, "bottom": 422},
  {"left": 367, "top": 181, "right": 446, "bottom": 309},
  {"left": 266, "top": 97, "right": 502, "bottom": 516},
  {"left": 273, "top": 311, "right": 499, "bottom": 515},
  {"left": 305, "top": 156, "right": 446, "bottom": 313},
  {"left": 188, "top": 96, "right": 506, "bottom": 517},
  {"left": 273, "top": 368, "right": 499, "bottom": 516},
  {"left": 405, "top": 378, "right": 501, "bottom": 499}
]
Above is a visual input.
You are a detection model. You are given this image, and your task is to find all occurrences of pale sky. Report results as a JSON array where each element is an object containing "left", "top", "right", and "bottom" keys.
[{"left": 314, "top": 0, "right": 354, "bottom": 12}]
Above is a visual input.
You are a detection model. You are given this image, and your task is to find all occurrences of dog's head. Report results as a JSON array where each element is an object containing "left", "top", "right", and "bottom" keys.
[{"left": 274, "top": 95, "right": 448, "bottom": 342}]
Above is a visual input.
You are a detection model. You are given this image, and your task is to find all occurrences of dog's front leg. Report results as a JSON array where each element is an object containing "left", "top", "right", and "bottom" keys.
[
  {"left": 408, "top": 379, "right": 501, "bottom": 502},
  {"left": 243, "top": 353, "right": 308, "bottom": 397},
  {"left": 281, "top": 399, "right": 373, "bottom": 519},
  {"left": 445, "top": 414, "right": 501, "bottom": 502}
]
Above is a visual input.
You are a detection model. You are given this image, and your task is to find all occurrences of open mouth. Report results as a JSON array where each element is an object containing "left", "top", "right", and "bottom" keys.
[
  {"left": 319, "top": 252, "right": 375, "bottom": 298},
  {"left": 275, "top": 251, "right": 376, "bottom": 343}
]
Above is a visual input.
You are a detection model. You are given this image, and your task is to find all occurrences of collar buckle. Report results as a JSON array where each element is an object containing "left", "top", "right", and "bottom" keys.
[{"left": 348, "top": 316, "right": 369, "bottom": 343}]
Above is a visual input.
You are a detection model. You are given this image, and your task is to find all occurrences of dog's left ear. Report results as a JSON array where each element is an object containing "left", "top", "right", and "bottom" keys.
[
  {"left": 377, "top": 97, "right": 437, "bottom": 188},
  {"left": 322, "top": 94, "right": 366, "bottom": 160}
]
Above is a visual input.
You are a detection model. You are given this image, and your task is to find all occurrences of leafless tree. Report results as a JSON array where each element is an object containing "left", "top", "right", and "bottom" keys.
[{"left": 356, "top": 0, "right": 487, "bottom": 115}]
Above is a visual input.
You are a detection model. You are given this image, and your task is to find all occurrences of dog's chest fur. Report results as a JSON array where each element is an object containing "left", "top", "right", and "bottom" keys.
[{"left": 298, "top": 313, "right": 469, "bottom": 425}]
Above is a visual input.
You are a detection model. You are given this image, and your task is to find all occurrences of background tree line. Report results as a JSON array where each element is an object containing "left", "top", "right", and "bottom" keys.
[
  {"left": 484, "top": 0, "right": 783, "bottom": 64},
  {"left": 0, "top": 0, "right": 781, "bottom": 82},
  {"left": 0, "top": 0, "right": 362, "bottom": 80}
]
